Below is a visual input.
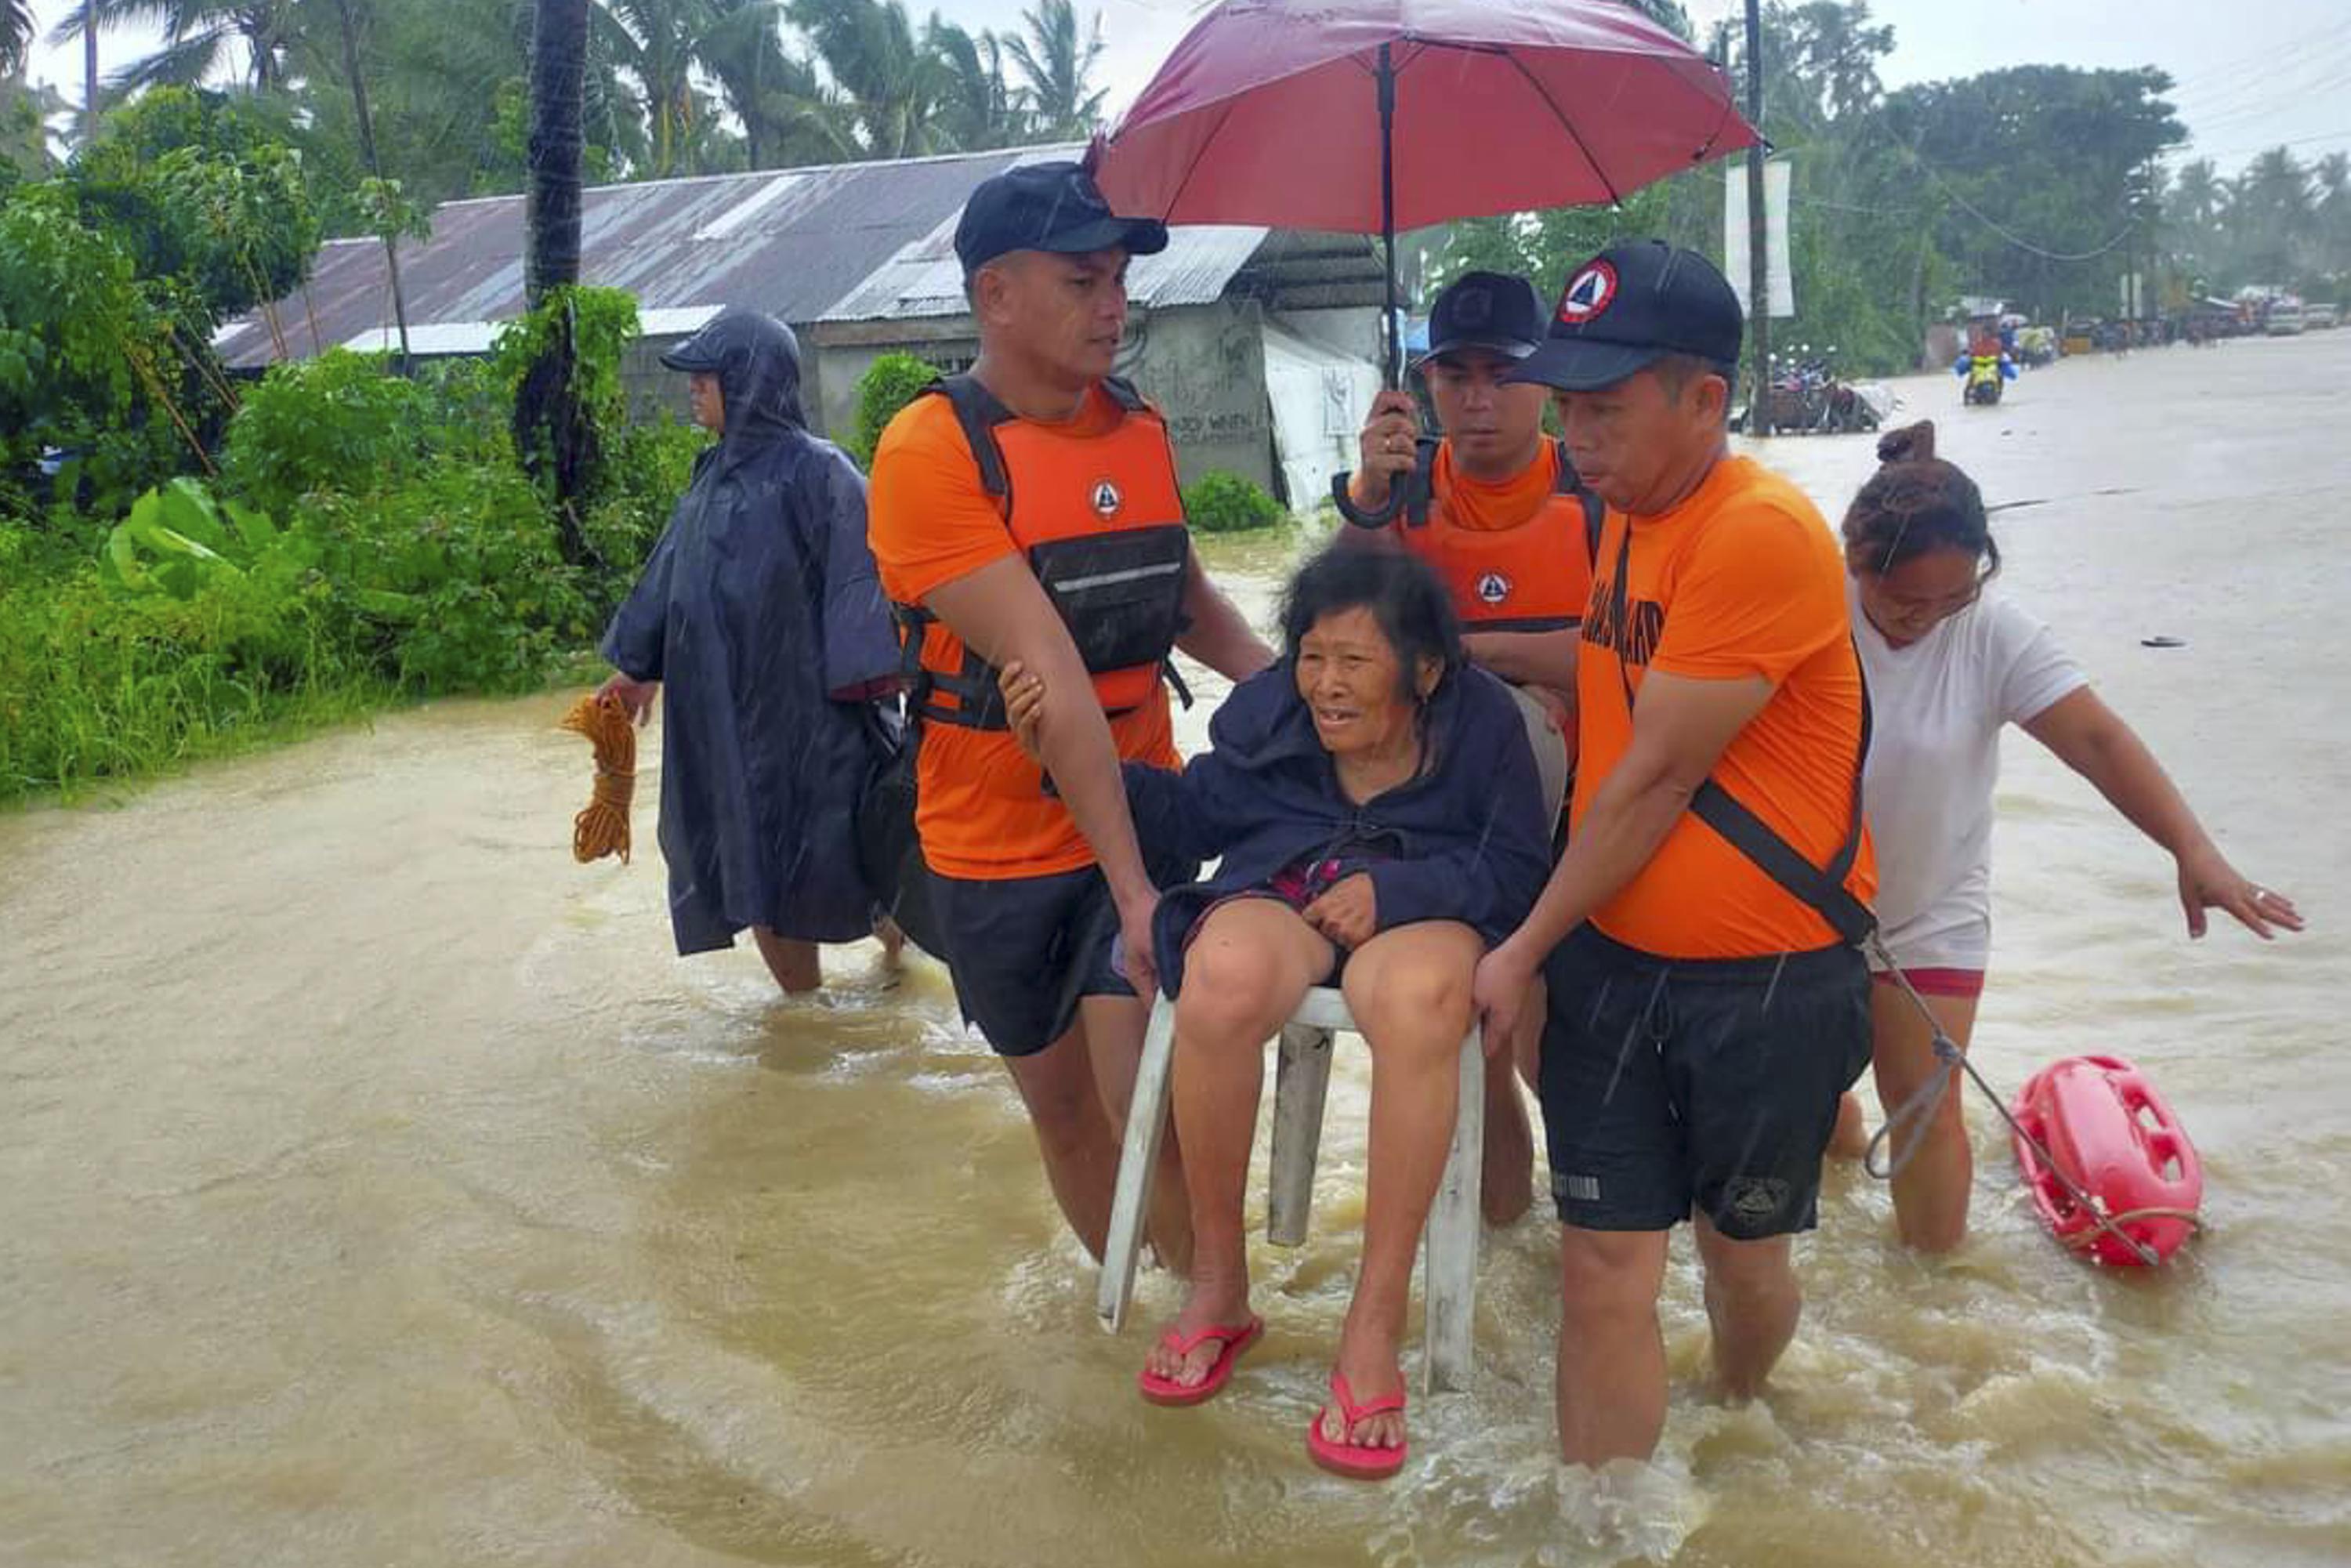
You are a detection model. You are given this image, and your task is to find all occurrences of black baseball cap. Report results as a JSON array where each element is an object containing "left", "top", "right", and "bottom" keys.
[
  {"left": 1416, "top": 271, "right": 1546, "bottom": 368},
  {"left": 954, "top": 161, "right": 1170, "bottom": 277},
  {"left": 1508, "top": 241, "right": 1744, "bottom": 393}
]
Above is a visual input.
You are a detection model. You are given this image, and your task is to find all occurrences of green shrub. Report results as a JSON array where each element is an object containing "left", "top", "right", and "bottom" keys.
[
  {"left": 848, "top": 351, "right": 940, "bottom": 464},
  {"left": 220, "top": 349, "right": 435, "bottom": 513},
  {"left": 0, "top": 559, "right": 377, "bottom": 802},
  {"left": 1182, "top": 470, "right": 1288, "bottom": 534}
]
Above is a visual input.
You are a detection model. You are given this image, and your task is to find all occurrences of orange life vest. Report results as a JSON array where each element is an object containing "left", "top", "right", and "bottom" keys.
[
  {"left": 897, "top": 374, "right": 1191, "bottom": 730},
  {"left": 1393, "top": 438, "right": 1604, "bottom": 632}
]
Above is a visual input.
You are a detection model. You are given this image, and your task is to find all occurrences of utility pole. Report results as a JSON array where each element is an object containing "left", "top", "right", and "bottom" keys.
[{"left": 1744, "top": 0, "right": 1770, "bottom": 436}]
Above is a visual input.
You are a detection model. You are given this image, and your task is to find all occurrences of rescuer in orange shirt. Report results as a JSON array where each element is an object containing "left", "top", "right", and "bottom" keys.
[
  {"left": 866, "top": 162, "right": 1275, "bottom": 1270},
  {"left": 1475, "top": 242, "right": 1876, "bottom": 1468}
]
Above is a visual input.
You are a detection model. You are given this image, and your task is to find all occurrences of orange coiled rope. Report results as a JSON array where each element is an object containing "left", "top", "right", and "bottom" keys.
[{"left": 560, "top": 690, "right": 636, "bottom": 864}]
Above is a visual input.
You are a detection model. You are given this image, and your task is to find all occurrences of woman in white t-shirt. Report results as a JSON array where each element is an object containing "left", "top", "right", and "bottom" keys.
[{"left": 1829, "top": 422, "right": 2302, "bottom": 1252}]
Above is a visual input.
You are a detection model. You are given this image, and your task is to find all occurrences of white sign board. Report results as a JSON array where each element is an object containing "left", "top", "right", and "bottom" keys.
[{"left": 1722, "top": 158, "right": 1794, "bottom": 319}]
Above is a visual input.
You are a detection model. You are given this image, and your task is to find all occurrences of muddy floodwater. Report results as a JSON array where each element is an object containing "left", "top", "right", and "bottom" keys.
[{"left": 5, "top": 335, "right": 2349, "bottom": 1567}]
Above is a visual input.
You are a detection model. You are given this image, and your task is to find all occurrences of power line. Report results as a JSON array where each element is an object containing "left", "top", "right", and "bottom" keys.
[{"left": 1899, "top": 143, "right": 2140, "bottom": 263}]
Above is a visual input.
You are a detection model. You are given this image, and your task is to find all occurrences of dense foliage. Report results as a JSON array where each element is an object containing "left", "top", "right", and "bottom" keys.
[{"left": 0, "top": 156, "right": 702, "bottom": 803}]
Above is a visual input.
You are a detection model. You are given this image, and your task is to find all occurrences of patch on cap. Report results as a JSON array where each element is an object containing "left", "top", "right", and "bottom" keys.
[
  {"left": 1557, "top": 260, "right": 1618, "bottom": 325},
  {"left": 1451, "top": 284, "right": 1493, "bottom": 330}
]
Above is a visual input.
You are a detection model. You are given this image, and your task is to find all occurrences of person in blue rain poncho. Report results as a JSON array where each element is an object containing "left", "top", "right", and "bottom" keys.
[{"left": 598, "top": 310, "right": 901, "bottom": 994}]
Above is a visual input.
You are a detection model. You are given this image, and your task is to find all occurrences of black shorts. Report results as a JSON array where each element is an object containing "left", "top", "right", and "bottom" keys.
[
  {"left": 929, "top": 864, "right": 1136, "bottom": 1057},
  {"left": 1538, "top": 925, "right": 1872, "bottom": 1239}
]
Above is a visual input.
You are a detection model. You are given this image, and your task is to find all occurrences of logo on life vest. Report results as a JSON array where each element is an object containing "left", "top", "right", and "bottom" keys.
[
  {"left": 1475, "top": 570, "right": 1512, "bottom": 605},
  {"left": 1090, "top": 479, "right": 1122, "bottom": 518},
  {"left": 1557, "top": 261, "right": 1618, "bottom": 324}
]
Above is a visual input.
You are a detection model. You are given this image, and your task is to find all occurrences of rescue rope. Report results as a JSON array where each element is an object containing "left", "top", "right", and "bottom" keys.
[
  {"left": 560, "top": 690, "right": 636, "bottom": 865},
  {"left": 1859, "top": 932, "right": 2175, "bottom": 1267}
]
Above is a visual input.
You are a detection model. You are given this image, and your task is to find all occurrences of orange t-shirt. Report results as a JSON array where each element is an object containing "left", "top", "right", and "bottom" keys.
[
  {"left": 1572, "top": 455, "right": 1876, "bottom": 958},
  {"left": 867, "top": 386, "right": 1180, "bottom": 882}
]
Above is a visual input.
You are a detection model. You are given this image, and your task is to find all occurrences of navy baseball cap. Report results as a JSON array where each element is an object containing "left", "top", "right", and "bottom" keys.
[
  {"left": 1416, "top": 271, "right": 1547, "bottom": 368},
  {"left": 1509, "top": 241, "right": 1745, "bottom": 393},
  {"left": 954, "top": 161, "right": 1170, "bottom": 277}
]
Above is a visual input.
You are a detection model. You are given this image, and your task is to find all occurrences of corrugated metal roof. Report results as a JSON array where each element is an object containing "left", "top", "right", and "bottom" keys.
[
  {"left": 820, "top": 220, "right": 1273, "bottom": 323},
  {"left": 214, "top": 144, "right": 1071, "bottom": 370}
]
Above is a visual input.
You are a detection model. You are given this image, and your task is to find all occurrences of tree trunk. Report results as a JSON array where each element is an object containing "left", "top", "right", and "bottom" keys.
[
  {"left": 331, "top": 0, "right": 412, "bottom": 367},
  {"left": 82, "top": 7, "right": 97, "bottom": 143},
  {"left": 525, "top": 0, "right": 587, "bottom": 306},
  {"left": 520, "top": 0, "right": 594, "bottom": 567}
]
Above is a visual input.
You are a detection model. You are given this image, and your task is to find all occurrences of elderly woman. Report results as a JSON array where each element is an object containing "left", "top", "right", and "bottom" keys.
[
  {"left": 1005, "top": 547, "right": 1548, "bottom": 1480},
  {"left": 598, "top": 310, "right": 900, "bottom": 994}
]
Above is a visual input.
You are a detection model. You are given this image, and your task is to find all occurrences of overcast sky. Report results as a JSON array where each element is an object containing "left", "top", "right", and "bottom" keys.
[{"left": 21, "top": 0, "right": 2351, "bottom": 174}]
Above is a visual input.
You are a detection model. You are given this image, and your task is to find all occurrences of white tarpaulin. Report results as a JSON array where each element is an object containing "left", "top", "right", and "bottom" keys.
[
  {"left": 1261, "top": 323, "right": 1378, "bottom": 512},
  {"left": 1723, "top": 157, "right": 1795, "bottom": 319}
]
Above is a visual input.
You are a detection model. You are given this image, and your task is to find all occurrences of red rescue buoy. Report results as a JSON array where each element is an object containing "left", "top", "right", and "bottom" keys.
[{"left": 2009, "top": 1055, "right": 2202, "bottom": 1266}]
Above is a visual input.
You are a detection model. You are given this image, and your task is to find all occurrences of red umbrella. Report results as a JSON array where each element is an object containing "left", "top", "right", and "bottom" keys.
[{"left": 1091, "top": 0, "right": 1758, "bottom": 382}]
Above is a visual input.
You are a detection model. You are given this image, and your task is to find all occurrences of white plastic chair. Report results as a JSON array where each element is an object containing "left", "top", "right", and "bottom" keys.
[{"left": 1095, "top": 985, "right": 1485, "bottom": 1393}]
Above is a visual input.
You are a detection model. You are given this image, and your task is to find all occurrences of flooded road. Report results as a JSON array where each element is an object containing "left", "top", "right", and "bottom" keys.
[{"left": 5, "top": 334, "right": 2349, "bottom": 1566}]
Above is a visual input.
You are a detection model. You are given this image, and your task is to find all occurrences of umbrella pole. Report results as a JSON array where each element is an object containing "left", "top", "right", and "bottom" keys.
[{"left": 1378, "top": 42, "right": 1400, "bottom": 389}]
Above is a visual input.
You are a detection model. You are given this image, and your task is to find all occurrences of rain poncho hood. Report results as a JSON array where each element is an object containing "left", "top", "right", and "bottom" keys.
[{"left": 603, "top": 310, "right": 900, "bottom": 952}]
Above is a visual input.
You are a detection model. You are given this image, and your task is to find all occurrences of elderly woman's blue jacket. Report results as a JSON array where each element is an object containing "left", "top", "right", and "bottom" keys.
[{"left": 1128, "top": 661, "right": 1552, "bottom": 996}]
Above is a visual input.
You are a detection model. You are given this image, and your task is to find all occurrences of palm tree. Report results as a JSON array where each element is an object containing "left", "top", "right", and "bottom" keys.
[
  {"left": 700, "top": 0, "right": 855, "bottom": 168},
  {"left": 52, "top": 0, "right": 301, "bottom": 98},
  {"left": 598, "top": 0, "right": 724, "bottom": 176},
  {"left": 929, "top": 18, "right": 1021, "bottom": 151},
  {"left": 527, "top": 0, "right": 587, "bottom": 302},
  {"left": 788, "top": 0, "right": 950, "bottom": 159},
  {"left": 1003, "top": 0, "right": 1101, "bottom": 140},
  {"left": 2231, "top": 147, "right": 2312, "bottom": 286},
  {"left": 2313, "top": 151, "right": 2350, "bottom": 266},
  {"left": 3, "top": 0, "right": 34, "bottom": 75}
]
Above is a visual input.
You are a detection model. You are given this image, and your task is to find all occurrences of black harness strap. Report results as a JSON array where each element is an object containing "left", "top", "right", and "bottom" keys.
[
  {"left": 1603, "top": 522, "right": 1877, "bottom": 946},
  {"left": 892, "top": 374, "right": 1186, "bottom": 733}
]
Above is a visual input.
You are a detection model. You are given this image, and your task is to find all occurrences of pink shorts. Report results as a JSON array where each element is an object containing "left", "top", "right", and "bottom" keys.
[{"left": 1871, "top": 965, "right": 1985, "bottom": 999}]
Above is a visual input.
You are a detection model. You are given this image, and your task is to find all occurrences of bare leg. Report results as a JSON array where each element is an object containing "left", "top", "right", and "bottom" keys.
[
  {"left": 1691, "top": 1212, "right": 1799, "bottom": 1401},
  {"left": 1320, "top": 920, "right": 1483, "bottom": 1452},
  {"left": 1555, "top": 1226, "right": 1672, "bottom": 1465},
  {"left": 874, "top": 915, "right": 906, "bottom": 969},
  {"left": 1827, "top": 1090, "right": 1869, "bottom": 1160},
  {"left": 1002, "top": 1026, "right": 1123, "bottom": 1261},
  {"left": 1079, "top": 992, "right": 1193, "bottom": 1277},
  {"left": 751, "top": 927, "right": 821, "bottom": 995},
  {"left": 1480, "top": 972, "right": 1543, "bottom": 1225},
  {"left": 1142, "top": 900, "right": 1331, "bottom": 1392},
  {"left": 1869, "top": 987, "right": 1983, "bottom": 1253}
]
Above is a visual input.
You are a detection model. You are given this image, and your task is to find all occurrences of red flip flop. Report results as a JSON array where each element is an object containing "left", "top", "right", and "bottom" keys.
[
  {"left": 1305, "top": 1369, "right": 1408, "bottom": 1480},
  {"left": 1136, "top": 1316, "right": 1263, "bottom": 1407}
]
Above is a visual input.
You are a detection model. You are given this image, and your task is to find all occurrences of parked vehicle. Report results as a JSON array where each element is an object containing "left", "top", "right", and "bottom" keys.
[
  {"left": 2265, "top": 302, "right": 2306, "bottom": 336},
  {"left": 2305, "top": 303, "right": 2339, "bottom": 331},
  {"left": 1751, "top": 344, "right": 1880, "bottom": 433}
]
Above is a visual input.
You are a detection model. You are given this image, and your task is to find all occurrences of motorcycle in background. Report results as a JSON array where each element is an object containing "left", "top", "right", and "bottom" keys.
[{"left": 1958, "top": 350, "right": 2016, "bottom": 406}]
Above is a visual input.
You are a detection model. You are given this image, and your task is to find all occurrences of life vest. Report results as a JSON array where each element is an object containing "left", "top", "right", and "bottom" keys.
[
  {"left": 892, "top": 374, "right": 1192, "bottom": 731},
  {"left": 1393, "top": 437, "right": 1605, "bottom": 631}
]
